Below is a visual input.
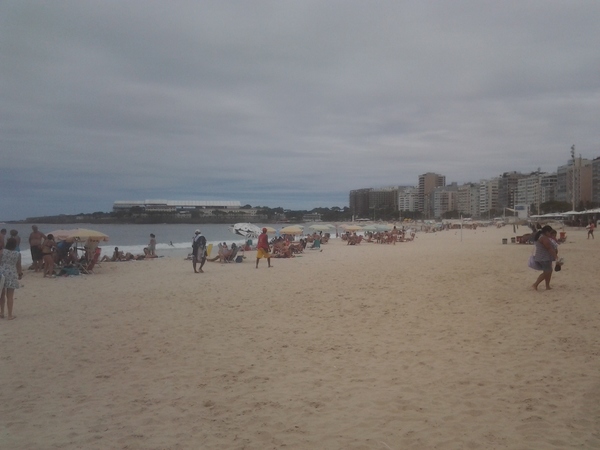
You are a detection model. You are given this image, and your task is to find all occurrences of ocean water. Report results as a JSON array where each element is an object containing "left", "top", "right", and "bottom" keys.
[{"left": 10, "top": 222, "right": 313, "bottom": 266}]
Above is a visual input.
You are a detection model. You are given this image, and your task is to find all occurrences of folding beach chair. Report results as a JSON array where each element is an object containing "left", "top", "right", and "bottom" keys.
[{"left": 78, "top": 248, "right": 101, "bottom": 274}]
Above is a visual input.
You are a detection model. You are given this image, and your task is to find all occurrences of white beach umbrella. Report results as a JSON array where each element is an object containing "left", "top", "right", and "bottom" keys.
[
  {"left": 308, "top": 224, "right": 334, "bottom": 232},
  {"left": 342, "top": 224, "right": 363, "bottom": 232},
  {"left": 361, "top": 225, "right": 378, "bottom": 232}
]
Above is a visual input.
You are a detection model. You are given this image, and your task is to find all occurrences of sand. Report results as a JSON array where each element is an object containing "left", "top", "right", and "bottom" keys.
[{"left": 1, "top": 225, "right": 599, "bottom": 449}]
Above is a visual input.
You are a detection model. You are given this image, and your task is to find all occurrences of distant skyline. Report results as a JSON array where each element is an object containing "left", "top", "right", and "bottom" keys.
[{"left": 2, "top": 1, "right": 600, "bottom": 221}]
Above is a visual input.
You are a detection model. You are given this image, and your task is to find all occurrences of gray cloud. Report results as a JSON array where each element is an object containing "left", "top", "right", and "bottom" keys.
[{"left": 2, "top": 1, "right": 600, "bottom": 220}]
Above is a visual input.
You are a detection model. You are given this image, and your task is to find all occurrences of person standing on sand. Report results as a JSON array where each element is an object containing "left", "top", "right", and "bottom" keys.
[
  {"left": 9, "top": 230, "right": 21, "bottom": 252},
  {"left": 29, "top": 225, "right": 45, "bottom": 272},
  {"left": 587, "top": 221, "right": 595, "bottom": 239},
  {"left": 148, "top": 234, "right": 157, "bottom": 256},
  {"left": 42, "top": 234, "right": 57, "bottom": 278},
  {"left": 192, "top": 229, "right": 207, "bottom": 273},
  {"left": 532, "top": 225, "right": 557, "bottom": 291},
  {"left": 255, "top": 228, "right": 272, "bottom": 268},
  {"left": 0, "top": 237, "right": 23, "bottom": 320}
]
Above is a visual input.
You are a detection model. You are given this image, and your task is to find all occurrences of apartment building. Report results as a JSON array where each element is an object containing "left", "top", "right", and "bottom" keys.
[{"left": 418, "top": 173, "right": 446, "bottom": 218}]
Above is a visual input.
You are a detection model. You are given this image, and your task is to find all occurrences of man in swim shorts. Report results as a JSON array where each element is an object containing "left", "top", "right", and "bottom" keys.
[
  {"left": 255, "top": 228, "right": 272, "bottom": 268},
  {"left": 29, "top": 225, "right": 46, "bottom": 272}
]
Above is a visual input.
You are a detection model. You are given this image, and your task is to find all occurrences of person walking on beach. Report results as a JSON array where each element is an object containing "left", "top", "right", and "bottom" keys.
[
  {"left": 29, "top": 225, "right": 45, "bottom": 272},
  {"left": 0, "top": 237, "right": 23, "bottom": 320},
  {"left": 255, "top": 228, "right": 272, "bottom": 268},
  {"left": 531, "top": 225, "right": 557, "bottom": 291},
  {"left": 587, "top": 221, "right": 595, "bottom": 239},
  {"left": 192, "top": 230, "right": 207, "bottom": 273}
]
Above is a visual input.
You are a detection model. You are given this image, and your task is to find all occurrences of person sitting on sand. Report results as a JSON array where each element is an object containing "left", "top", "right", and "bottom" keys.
[
  {"left": 217, "top": 242, "right": 232, "bottom": 263},
  {"left": 347, "top": 232, "right": 362, "bottom": 245},
  {"left": 272, "top": 240, "right": 293, "bottom": 258},
  {"left": 206, "top": 242, "right": 233, "bottom": 263},
  {"left": 66, "top": 247, "right": 79, "bottom": 265},
  {"left": 143, "top": 247, "right": 157, "bottom": 259},
  {"left": 289, "top": 240, "right": 304, "bottom": 254}
]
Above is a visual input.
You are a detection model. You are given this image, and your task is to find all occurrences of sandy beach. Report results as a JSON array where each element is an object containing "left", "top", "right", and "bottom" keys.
[{"left": 1, "top": 225, "right": 599, "bottom": 449}]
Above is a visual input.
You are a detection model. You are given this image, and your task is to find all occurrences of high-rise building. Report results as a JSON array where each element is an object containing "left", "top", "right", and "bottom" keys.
[
  {"left": 398, "top": 187, "right": 417, "bottom": 212},
  {"left": 432, "top": 183, "right": 458, "bottom": 218},
  {"left": 479, "top": 178, "right": 499, "bottom": 216},
  {"left": 369, "top": 187, "right": 399, "bottom": 218},
  {"left": 591, "top": 157, "right": 600, "bottom": 205},
  {"left": 418, "top": 173, "right": 445, "bottom": 218},
  {"left": 349, "top": 188, "right": 372, "bottom": 219},
  {"left": 497, "top": 172, "right": 528, "bottom": 210},
  {"left": 556, "top": 158, "right": 592, "bottom": 208},
  {"left": 516, "top": 172, "right": 557, "bottom": 214},
  {"left": 457, "top": 183, "right": 480, "bottom": 217}
]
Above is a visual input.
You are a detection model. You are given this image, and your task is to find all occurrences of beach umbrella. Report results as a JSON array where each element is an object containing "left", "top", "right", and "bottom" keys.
[
  {"left": 229, "top": 223, "right": 262, "bottom": 238},
  {"left": 279, "top": 225, "right": 304, "bottom": 235},
  {"left": 375, "top": 224, "right": 394, "bottom": 231},
  {"left": 262, "top": 226, "right": 277, "bottom": 234},
  {"left": 308, "top": 224, "right": 334, "bottom": 232},
  {"left": 49, "top": 228, "right": 109, "bottom": 243},
  {"left": 361, "top": 225, "right": 379, "bottom": 231},
  {"left": 342, "top": 224, "right": 363, "bottom": 232}
]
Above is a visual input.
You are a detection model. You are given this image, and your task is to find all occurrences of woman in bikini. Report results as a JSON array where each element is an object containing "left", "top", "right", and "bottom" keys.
[{"left": 42, "top": 234, "right": 57, "bottom": 278}]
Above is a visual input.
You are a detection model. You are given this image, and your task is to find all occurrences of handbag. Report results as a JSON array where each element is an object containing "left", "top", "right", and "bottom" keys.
[{"left": 528, "top": 255, "right": 542, "bottom": 270}]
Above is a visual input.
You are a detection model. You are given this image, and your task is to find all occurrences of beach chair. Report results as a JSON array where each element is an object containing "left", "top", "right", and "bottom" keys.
[
  {"left": 78, "top": 248, "right": 101, "bottom": 274},
  {"left": 225, "top": 244, "right": 240, "bottom": 262}
]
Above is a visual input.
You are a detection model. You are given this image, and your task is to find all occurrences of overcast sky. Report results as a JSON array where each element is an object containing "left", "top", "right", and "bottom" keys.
[{"left": 2, "top": 1, "right": 599, "bottom": 220}]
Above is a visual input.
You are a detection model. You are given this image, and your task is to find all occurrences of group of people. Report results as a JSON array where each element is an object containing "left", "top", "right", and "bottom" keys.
[
  {"left": 100, "top": 234, "right": 159, "bottom": 263},
  {"left": 190, "top": 227, "right": 288, "bottom": 271},
  {"left": 343, "top": 232, "right": 363, "bottom": 245},
  {"left": 270, "top": 236, "right": 306, "bottom": 258}
]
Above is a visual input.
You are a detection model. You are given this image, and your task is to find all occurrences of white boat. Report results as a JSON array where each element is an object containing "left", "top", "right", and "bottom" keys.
[{"left": 229, "top": 223, "right": 262, "bottom": 239}]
